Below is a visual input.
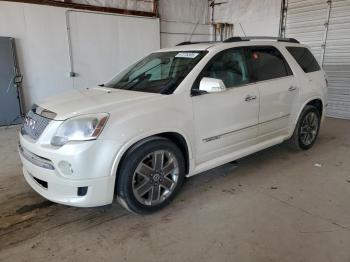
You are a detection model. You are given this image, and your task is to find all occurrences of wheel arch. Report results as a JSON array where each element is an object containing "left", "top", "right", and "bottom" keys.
[
  {"left": 111, "top": 130, "right": 192, "bottom": 186},
  {"left": 294, "top": 97, "right": 324, "bottom": 125}
]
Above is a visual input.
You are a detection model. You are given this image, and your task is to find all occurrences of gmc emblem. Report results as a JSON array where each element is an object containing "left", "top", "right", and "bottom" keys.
[{"left": 25, "top": 116, "right": 36, "bottom": 130}]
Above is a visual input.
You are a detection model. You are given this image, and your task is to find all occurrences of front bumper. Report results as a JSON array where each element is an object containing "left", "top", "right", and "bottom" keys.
[{"left": 19, "top": 133, "right": 121, "bottom": 207}]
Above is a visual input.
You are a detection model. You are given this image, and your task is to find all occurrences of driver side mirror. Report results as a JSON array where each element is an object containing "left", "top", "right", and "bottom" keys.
[{"left": 199, "top": 77, "right": 226, "bottom": 93}]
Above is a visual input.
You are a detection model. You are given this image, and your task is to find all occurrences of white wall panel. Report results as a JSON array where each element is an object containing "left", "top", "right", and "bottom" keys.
[
  {"left": 72, "top": 0, "right": 154, "bottom": 12},
  {"left": 0, "top": 1, "right": 159, "bottom": 109},
  {"left": 214, "top": 0, "right": 282, "bottom": 36},
  {"left": 159, "top": 0, "right": 209, "bottom": 24},
  {"left": 0, "top": 2, "right": 73, "bottom": 109},
  {"left": 68, "top": 10, "right": 159, "bottom": 89},
  {"left": 158, "top": 0, "right": 211, "bottom": 48},
  {"left": 160, "top": 20, "right": 211, "bottom": 48}
]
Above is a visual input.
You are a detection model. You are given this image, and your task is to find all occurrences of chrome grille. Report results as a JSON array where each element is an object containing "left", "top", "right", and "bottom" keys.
[{"left": 22, "top": 110, "right": 51, "bottom": 140}]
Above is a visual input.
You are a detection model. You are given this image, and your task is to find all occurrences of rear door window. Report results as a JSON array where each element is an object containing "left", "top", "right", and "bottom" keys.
[
  {"left": 246, "top": 46, "right": 293, "bottom": 82},
  {"left": 286, "top": 47, "right": 321, "bottom": 73}
]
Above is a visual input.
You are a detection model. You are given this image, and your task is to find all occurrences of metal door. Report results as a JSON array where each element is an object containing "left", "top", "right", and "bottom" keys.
[
  {"left": 0, "top": 37, "right": 22, "bottom": 126},
  {"left": 323, "top": 0, "right": 350, "bottom": 119},
  {"left": 281, "top": 0, "right": 350, "bottom": 120}
]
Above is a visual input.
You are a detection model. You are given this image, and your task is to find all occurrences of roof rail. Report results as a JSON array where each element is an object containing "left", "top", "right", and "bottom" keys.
[
  {"left": 176, "top": 37, "right": 299, "bottom": 46},
  {"left": 223, "top": 36, "right": 299, "bottom": 43},
  {"left": 176, "top": 41, "right": 218, "bottom": 46}
]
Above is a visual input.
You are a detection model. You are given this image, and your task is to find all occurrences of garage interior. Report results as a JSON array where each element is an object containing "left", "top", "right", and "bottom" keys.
[{"left": 0, "top": 0, "right": 349, "bottom": 261}]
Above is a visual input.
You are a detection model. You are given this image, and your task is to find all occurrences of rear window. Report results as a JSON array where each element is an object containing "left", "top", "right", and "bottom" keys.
[
  {"left": 246, "top": 46, "right": 293, "bottom": 82},
  {"left": 286, "top": 47, "right": 320, "bottom": 73}
]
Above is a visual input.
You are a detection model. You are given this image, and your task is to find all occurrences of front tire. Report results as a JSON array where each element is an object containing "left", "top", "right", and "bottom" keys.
[
  {"left": 288, "top": 105, "right": 321, "bottom": 150},
  {"left": 116, "top": 137, "right": 185, "bottom": 214}
]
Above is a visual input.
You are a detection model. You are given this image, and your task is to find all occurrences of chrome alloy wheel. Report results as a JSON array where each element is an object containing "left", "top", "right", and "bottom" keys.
[
  {"left": 132, "top": 150, "right": 180, "bottom": 206},
  {"left": 300, "top": 111, "right": 319, "bottom": 146}
]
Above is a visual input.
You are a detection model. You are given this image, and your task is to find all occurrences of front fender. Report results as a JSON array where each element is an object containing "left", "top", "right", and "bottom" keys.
[{"left": 100, "top": 93, "right": 195, "bottom": 178}]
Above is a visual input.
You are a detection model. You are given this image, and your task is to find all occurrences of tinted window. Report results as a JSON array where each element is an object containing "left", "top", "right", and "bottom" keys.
[
  {"left": 246, "top": 46, "right": 293, "bottom": 82},
  {"left": 286, "top": 47, "right": 320, "bottom": 73},
  {"left": 200, "top": 48, "right": 249, "bottom": 88}
]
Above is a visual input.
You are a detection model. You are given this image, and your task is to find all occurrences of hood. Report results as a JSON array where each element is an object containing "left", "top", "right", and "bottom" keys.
[{"left": 38, "top": 87, "right": 160, "bottom": 120}]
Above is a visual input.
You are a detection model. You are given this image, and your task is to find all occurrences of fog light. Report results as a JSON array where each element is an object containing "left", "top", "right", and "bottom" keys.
[
  {"left": 58, "top": 161, "right": 73, "bottom": 175},
  {"left": 77, "top": 186, "right": 88, "bottom": 196}
]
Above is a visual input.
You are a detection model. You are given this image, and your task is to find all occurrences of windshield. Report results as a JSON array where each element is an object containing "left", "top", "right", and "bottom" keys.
[{"left": 105, "top": 51, "right": 207, "bottom": 94}]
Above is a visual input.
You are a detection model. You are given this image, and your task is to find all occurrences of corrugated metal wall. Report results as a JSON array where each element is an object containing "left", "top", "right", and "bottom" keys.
[
  {"left": 283, "top": 0, "right": 350, "bottom": 120},
  {"left": 324, "top": 0, "right": 350, "bottom": 119}
]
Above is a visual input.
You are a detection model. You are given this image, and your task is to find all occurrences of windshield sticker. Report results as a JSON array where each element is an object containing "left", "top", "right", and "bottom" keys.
[{"left": 175, "top": 52, "right": 199, "bottom": 59}]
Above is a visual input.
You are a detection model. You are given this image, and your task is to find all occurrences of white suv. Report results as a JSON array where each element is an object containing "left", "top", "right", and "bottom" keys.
[{"left": 19, "top": 37, "right": 327, "bottom": 214}]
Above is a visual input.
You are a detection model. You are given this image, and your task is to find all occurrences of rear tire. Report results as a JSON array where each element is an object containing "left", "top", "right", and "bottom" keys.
[
  {"left": 287, "top": 105, "right": 321, "bottom": 150},
  {"left": 116, "top": 137, "right": 185, "bottom": 214}
]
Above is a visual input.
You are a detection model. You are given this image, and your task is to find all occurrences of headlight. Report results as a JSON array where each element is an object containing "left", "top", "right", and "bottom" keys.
[{"left": 51, "top": 113, "right": 109, "bottom": 147}]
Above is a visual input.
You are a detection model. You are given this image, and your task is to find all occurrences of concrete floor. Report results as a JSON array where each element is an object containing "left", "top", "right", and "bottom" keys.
[{"left": 0, "top": 117, "right": 349, "bottom": 262}]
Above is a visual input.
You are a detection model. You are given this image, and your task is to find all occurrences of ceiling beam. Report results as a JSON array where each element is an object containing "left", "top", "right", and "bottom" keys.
[{"left": 2, "top": 0, "right": 157, "bottom": 17}]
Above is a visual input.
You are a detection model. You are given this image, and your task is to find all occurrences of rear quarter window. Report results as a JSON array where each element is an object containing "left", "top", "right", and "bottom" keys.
[{"left": 286, "top": 47, "right": 321, "bottom": 73}]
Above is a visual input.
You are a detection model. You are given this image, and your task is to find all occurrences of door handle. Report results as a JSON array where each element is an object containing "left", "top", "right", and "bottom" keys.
[
  {"left": 245, "top": 95, "right": 257, "bottom": 102},
  {"left": 289, "top": 86, "right": 297, "bottom": 91}
]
